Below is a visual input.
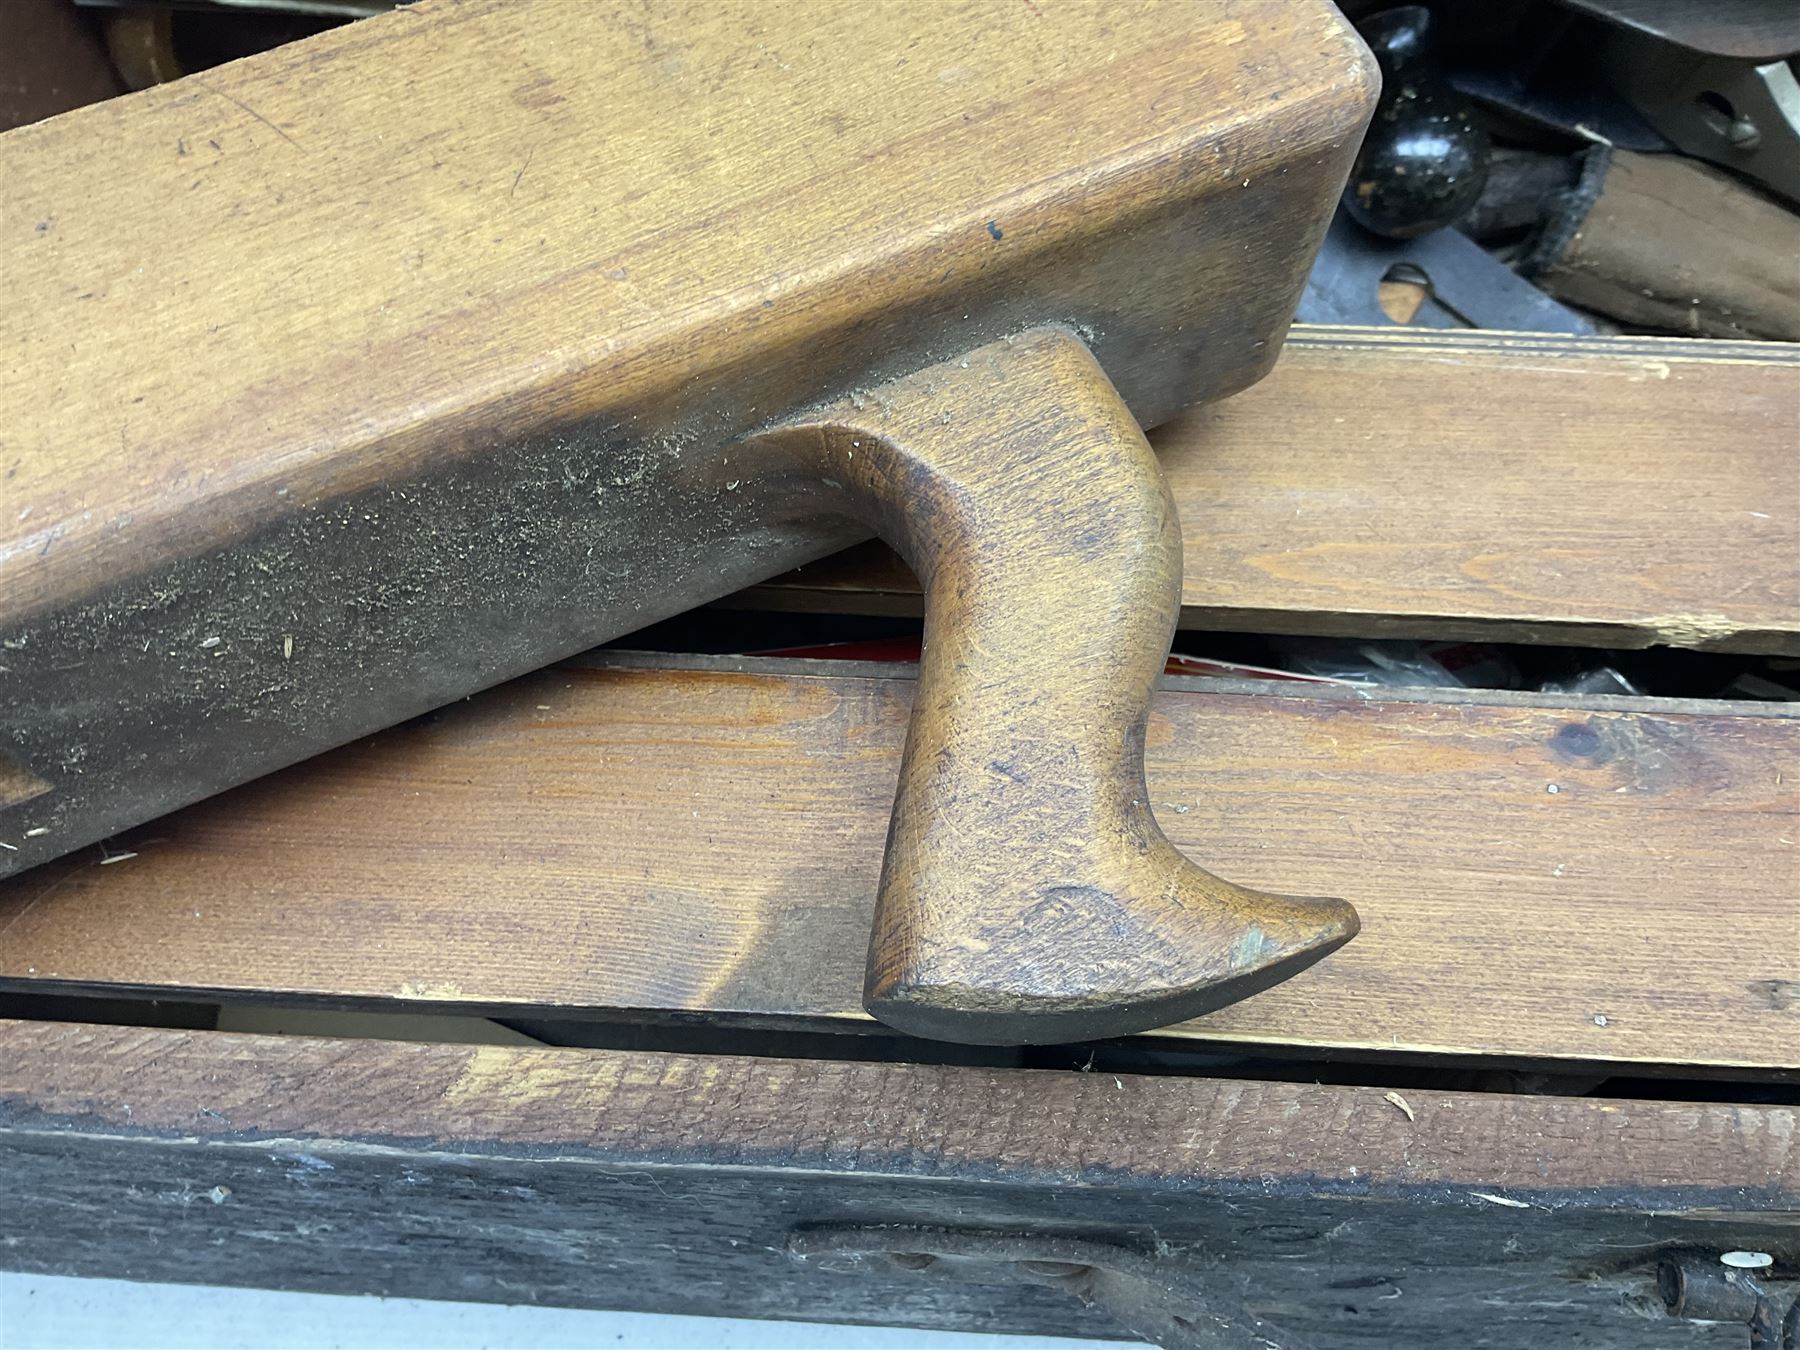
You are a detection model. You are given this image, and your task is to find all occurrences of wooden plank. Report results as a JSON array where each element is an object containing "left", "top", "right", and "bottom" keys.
[
  {"left": 0, "top": 0, "right": 1375, "bottom": 882},
  {"left": 0, "top": 1022, "right": 1792, "bottom": 1347},
  {"left": 1, "top": 655, "right": 1793, "bottom": 1071},
  {"left": 741, "top": 327, "right": 1800, "bottom": 654}
]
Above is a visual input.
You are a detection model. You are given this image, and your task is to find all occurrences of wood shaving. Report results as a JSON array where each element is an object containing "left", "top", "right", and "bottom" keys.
[{"left": 1471, "top": 1192, "right": 1531, "bottom": 1209}]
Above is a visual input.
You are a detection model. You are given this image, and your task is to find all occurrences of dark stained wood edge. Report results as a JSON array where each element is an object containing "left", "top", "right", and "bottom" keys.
[
  {"left": 723, "top": 583, "right": 1800, "bottom": 653},
  {"left": 1, "top": 1021, "right": 1793, "bottom": 1209},
  {"left": 7, "top": 990, "right": 1795, "bottom": 1084},
  {"left": 1153, "top": 609, "right": 1800, "bottom": 655}
]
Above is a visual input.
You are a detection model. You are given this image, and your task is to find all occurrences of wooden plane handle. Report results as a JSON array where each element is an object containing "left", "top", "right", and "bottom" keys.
[{"left": 739, "top": 329, "right": 1360, "bottom": 1044}]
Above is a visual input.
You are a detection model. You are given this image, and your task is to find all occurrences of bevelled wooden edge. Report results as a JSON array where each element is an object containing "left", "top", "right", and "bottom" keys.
[
  {"left": 0, "top": 1021, "right": 1793, "bottom": 1205},
  {"left": 584, "top": 650, "right": 1800, "bottom": 718},
  {"left": 737, "top": 325, "right": 1800, "bottom": 654}
]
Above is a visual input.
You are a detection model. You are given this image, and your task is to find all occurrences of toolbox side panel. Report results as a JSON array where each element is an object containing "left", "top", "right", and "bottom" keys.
[{"left": 0, "top": 1024, "right": 1790, "bottom": 1347}]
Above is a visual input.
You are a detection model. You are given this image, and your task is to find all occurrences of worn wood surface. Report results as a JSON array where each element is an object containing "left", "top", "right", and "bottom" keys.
[
  {"left": 0, "top": 0, "right": 1374, "bottom": 885},
  {"left": 739, "top": 330, "right": 1356, "bottom": 1044},
  {"left": 742, "top": 327, "right": 1800, "bottom": 654},
  {"left": 1, "top": 0, "right": 1369, "bottom": 611},
  {"left": 1533, "top": 150, "right": 1800, "bottom": 341},
  {"left": 1, "top": 655, "right": 1793, "bottom": 1071},
  {"left": 0, "top": 1022, "right": 1792, "bottom": 1346}
]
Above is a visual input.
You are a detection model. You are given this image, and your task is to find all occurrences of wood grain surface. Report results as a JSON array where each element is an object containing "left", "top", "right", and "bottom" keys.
[
  {"left": 4, "top": 1020, "right": 1791, "bottom": 1198},
  {"left": 1, "top": 1021, "right": 1793, "bottom": 1347},
  {"left": 1, "top": 656, "right": 1793, "bottom": 1071},
  {"left": 0, "top": 0, "right": 1373, "bottom": 618},
  {"left": 0, "top": 0, "right": 1375, "bottom": 885},
  {"left": 740, "top": 330, "right": 1357, "bottom": 1044},
  {"left": 743, "top": 327, "right": 1800, "bottom": 654}
]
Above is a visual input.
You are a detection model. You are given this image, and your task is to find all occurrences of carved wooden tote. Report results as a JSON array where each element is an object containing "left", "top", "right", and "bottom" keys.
[{"left": 0, "top": 0, "right": 1378, "bottom": 1041}]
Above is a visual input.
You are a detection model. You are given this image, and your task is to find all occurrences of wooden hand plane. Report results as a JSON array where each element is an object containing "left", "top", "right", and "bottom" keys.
[{"left": 0, "top": 0, "right": 1376, "bottom": 1043}]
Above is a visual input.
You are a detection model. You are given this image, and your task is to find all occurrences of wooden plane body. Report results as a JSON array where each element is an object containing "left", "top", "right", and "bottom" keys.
[{"left": 1, "top": 0, "right": 1375, "bottom": 880}]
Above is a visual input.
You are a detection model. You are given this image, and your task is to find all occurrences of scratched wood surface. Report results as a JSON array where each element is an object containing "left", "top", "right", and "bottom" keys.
[
  {"left": 0, "top": 0, "right": 1376, "bottom": 886},
  {"left": 733, "top": 330, "right": 1360, "bottom": 1045},
  {"left": 742, "top": 327, "right": 1800, "bottom": 654},
  {"left": 0, "top": 1022, "right": 1793, "bottom": 1347},
  {"left": 0, "top": 0, "right": 1372, "bottom": 619},
  {"left": 1, "top": 656, "right": 1792, "bottom": 1071}
]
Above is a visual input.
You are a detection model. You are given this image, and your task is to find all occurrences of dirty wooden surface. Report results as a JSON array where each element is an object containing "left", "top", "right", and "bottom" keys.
[
  {"left": 0, "top": 1022, "right": 1791, "bottom": 1347},
  {"left": 743, "top": 327, "right": 1800, "bottom": 654},
  {"left": 1, "top": 656, "right": 1792, "bottom": 1071},
  {"left": 0, "top": 0, "right": 1375, "bottom": 884},
  {"left": 0, "top": 0, "right": 1369, "bottom": 615}
]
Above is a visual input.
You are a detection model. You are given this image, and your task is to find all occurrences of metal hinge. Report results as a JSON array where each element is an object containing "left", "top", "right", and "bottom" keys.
[{"left": 1661, "top": 1253, "right": 1800, "bottom": 1350}]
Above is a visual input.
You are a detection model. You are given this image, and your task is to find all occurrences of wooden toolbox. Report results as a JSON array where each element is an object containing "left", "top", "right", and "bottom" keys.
[
  {"left": 1, "top": 0, "right": 1797, "bottom": 1346},
  {"left": 5, "top": 321, "right": 1797, "bottom": 1347}
]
